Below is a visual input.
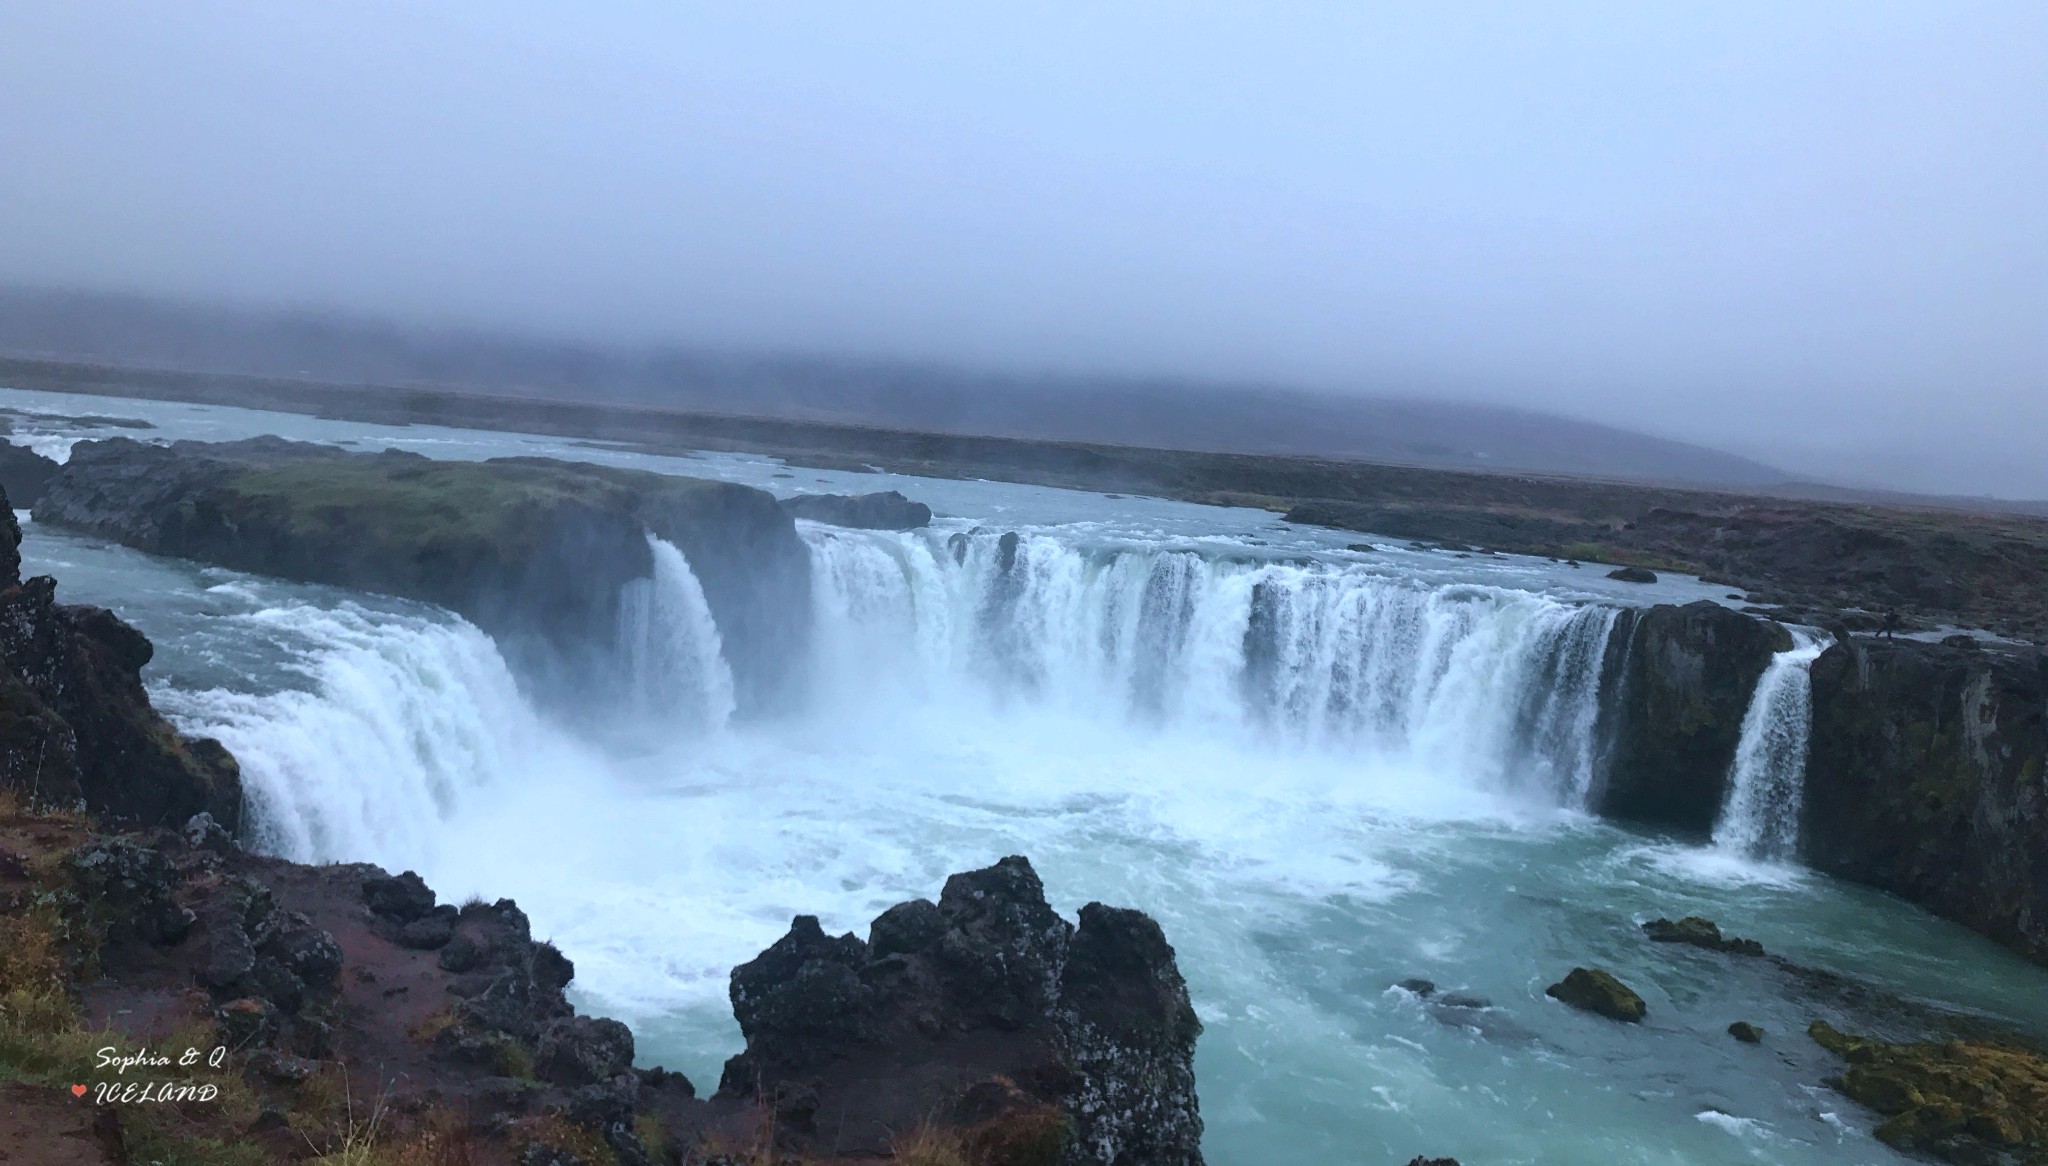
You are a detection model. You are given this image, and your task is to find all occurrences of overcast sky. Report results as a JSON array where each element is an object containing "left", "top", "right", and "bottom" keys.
[{"left": 2, "top": 2, "right": 2043, "bottom": 496}]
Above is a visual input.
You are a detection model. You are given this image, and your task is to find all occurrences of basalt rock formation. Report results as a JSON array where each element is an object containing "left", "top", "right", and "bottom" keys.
[
  {"left": 706, "top": 855, "right": 1205, "bottom": 1165},
  {"left": 34, "top": 437, "right": 812, "bottom": 712},
  {"left": 2, "top": 802, "right": 683, "bottom": 1166},
  {"left": 0, "top": 439, "right": 60, "bottom": 505},
  {"left": 1592, "top": 601, "right": 1791, "bottom": 836},
  {"left": 1804, "top": 637, "right": 2048, "bottom": 966},
  {"left": 0, "top": 489, "right": 239, "bottom": 826},
  {"left": 780, "top": 489, "right": 933, "bottom": 530}
]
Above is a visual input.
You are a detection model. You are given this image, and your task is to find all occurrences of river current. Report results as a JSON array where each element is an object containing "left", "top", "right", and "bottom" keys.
[{"left": 10, "top": 386, "right": 2048, "bottom": 1165}]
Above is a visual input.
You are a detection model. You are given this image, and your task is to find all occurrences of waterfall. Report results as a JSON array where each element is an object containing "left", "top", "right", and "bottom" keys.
[
  {"left": 1712, "top": 630, "right": 1827, "bottom": 862},
  {"left": 614, "top": 535, "right": 737, "bottom": 736},
  {"left": 193, "top": 521, "right": 1634, "bottom": 870},
  {"left": 155, "top": 603, "right": 580, "bottom": 866},
  {"left": 161, "top": 534, "right": 734, "bottom": 866},
  {"left": 801, "top": 525, "right": 1621, "bottom": 802}
]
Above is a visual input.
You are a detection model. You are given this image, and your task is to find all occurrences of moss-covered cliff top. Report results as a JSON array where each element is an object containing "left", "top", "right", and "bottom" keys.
[{"left": 224, "top": 452, "right": 738, "bottom": 558}]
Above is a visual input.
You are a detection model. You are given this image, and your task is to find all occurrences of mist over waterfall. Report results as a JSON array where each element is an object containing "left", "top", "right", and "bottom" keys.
[
  {"left": 156, "top": 602, "right": 581, "bottom": 866},
  {"left": 162, "top": 518, "right": 1826, "bottom": 881},
  {"left": 1712, "top": 630, "right": 1827, "bottom": 862},
  {"left": 803, "top": 525, "right": 1621, "bottom": 802},
  {"left": 156, "top": 535, "right": 739, "bottom": 868}
]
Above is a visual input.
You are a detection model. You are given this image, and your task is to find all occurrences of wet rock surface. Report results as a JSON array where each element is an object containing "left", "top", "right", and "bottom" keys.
[
  {"left": 1545, "top": 967, "right": 1648, "bottom": 1023},
  {"left": 1642, "top": 915, "right": 1766, "bottom": 956},
  {"left": 1810, "top": 1020, "right": 2048, "bottom": 1164},
  {"left": 1593, "top": 601, "right": 1791, "bottom": 836},
  {"left": 780, "top": 488, "right": 933, "bottom": 529},
  {"left": 1805, "top": 636, "right": 2048, "bottom": 965}
]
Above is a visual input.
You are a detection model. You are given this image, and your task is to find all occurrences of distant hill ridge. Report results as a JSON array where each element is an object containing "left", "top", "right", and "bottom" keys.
[{"left": 0, "top": 285, "right": 1789, "bottom": 488}]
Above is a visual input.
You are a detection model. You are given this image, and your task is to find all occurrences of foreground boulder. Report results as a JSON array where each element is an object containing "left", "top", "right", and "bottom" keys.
[
  {"left": 1809, "top": 1020, "right": 2048, "bottom": 1163},
  {"left": 1803, "top": 637, "right": 2048, "bottom": 966},
  {"left": 0, "top": 491, "right": 239, "bottom": 826},
  {"left": 1545, "top": 967, "right": 1647, "bottom": 1023},
  {"left": 34, "top": 438, "right": 812, "bottom": 712},
  {"left": 1593, "top": 601, "right": 1791, "bottom": 835},
  {"left": 710, "top": 855, "right": 1205, "bottom": 1164},
  {"left": 781, "top": 489, "right": 932, "bottom": 529}
]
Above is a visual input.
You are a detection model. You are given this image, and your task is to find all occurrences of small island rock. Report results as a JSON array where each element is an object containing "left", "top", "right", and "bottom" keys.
[{"left": 1545, "top": 967, "right": 1647, "bottom": 1023}]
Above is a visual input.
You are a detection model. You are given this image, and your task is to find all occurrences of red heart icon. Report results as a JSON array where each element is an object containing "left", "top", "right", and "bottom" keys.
[{"left": 70, "top": 1084, "right": 88, "bottom": 1097}]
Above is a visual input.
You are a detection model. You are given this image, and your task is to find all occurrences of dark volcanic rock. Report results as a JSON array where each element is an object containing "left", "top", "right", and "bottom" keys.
[
  {"left": 362, "top": 869, "right": 437, "bottom": 922},
  {"left": 34, "top": 438, "right": 812, "bottom": 713},
  {"left": 1607, "top": 566, "right": 1658, "bottom": 583},
  {"left": 535, "top": 1016, "right": 636, "bottom": 1087},
  {"left": 0, "top": 487, "right": 240, "bottom": 826},
  {"left": 1593, "top": 601, "right": 1791, "bottom": 836},
  {"left": 1059, "top": 902, "right": 1205, "bottom": 1166},
  {"left": 1728, "top": 1021, "right": 1764, "bottom": 1043},
  {"left": 0, "top": 440, "right": 59, "bottom": 506},
  {"left": 780, "top": 489, "right": 932, "bottom": 529},
  {"left": 1804, "top": 637, "right": 2048, "bottom": 965},
  {"left": 69, "top": 835, "right": 194, "bottom": 946},
  {"left": 1545, "top": 967, "right": 1647, "bottom": 1022},
  {"left": 717, "top": 855, "right": 1204, "bottom": 1165},
  {"left": 1642, "top": 916, "right": 1765, "bottom": 956}
]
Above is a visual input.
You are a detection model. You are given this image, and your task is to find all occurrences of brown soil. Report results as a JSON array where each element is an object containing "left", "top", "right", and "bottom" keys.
[{"left": 0, "top": 1085, "right": 122, "bottom": 1166}]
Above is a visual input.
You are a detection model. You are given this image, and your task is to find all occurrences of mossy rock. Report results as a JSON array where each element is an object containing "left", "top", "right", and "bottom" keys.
[
  {"left": 1643, "top": 916, "right": 1765, "bottom": 956},
  {"left": 1809, "top": 1020, "right": 2048, "bottom": 1163},
  {"left": 1545, "top": 967, "right": 1647, "bottom": 1023}
]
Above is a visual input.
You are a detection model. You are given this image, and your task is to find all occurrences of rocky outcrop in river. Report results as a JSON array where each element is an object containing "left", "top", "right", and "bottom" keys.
[
  {"left": 781, "top": 489, "right": 932, "bottom": 529},
  {"left": 1804, "top": 636, "right": 2048, "bottom": 965},
  {"left": 0, "top": 489, "right": 240, "bottom": 826},
  {"left": 33, "top": 437, "right": 813, "bottom": 712},
  {"left": 1592, "top": 601, "right": 1791, "bottom": 836}
]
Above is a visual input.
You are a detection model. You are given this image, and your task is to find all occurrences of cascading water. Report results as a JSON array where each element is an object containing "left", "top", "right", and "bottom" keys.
[
  {"left": 1712, "top": 629, "right": 1827, "bottom": 862},
  {"left": 614, "top": 535, "right": 737, "bottom": 736},
  {"left": 155, "top": 602, "right": 578, "bottom": 867},
  {"left": 157, "top": 534, "right": 736, "bottom": 866},
  {"left": 801, "top": 525, "right": 1621, "bottom": 802}
]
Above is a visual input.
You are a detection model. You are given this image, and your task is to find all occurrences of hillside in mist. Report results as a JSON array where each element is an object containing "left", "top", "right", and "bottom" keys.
[{"left": 0, "top": 287, "right": 1790, "bottom": 488}]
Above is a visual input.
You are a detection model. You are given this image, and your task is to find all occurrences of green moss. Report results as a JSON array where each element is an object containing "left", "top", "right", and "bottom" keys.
[
  {"left": 1545, "top": 967, "right": 1648, "bottom": 1022},
  {"left": 124, "top": 1125, "right": 271, "bottom": 1166},
  {"left": 1810, "top": 1021, "right": 2048, "bottom": 1164},
  {"left": 229, "top": 458, "right": 618, "bottom": 556}
]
